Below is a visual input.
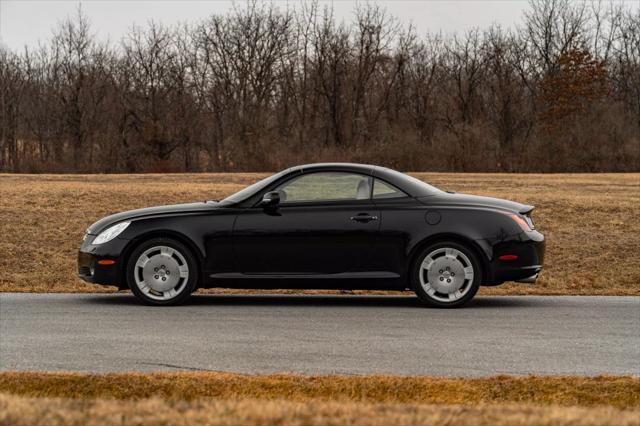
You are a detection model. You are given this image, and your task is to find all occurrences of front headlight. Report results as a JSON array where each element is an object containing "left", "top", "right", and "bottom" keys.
[{"left": 93, "top": 221, "right": 130, "bottom": 245}]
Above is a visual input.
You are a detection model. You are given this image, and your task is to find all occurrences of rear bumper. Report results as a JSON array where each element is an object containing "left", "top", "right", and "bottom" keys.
[
  {"left": 516, "top": 273, "right": 539, "bottom": 283},
  {"left": 481, "top": 230, "right": 545, "bottom": 285}
]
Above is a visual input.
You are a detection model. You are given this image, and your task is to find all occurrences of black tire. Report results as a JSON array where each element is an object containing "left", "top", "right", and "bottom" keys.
[
  {"left": 411, "top": 241, "right": 481, "bottom": 308},
  {"left": 126, "top": 237, "right": 199, "bottom": 306}
]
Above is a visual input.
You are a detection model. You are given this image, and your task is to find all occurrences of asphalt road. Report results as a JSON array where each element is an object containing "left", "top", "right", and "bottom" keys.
[{"left": 1, "top": 293, "right": 638, "bottom": 376}]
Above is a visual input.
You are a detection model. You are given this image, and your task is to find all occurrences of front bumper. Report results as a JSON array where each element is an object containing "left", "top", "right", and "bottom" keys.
[
  {"left": 482, "top": 230, "right": 545, "bottom": 285},
  {"left": 78, "top": 235, "right": 128, "bottom": 288}
]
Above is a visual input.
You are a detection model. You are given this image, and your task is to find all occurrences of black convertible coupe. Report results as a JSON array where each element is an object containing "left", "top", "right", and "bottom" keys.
[{"left": 79, "top": 163, "right": 545, "bottom": 307}]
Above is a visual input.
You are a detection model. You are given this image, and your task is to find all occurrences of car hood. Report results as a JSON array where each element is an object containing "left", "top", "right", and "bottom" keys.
[
  {"left": 87, "top": 201, "right": 219, "bottom": 235},
  {"left": 421, "top": 192, "right": 534, "bottom": 215}
]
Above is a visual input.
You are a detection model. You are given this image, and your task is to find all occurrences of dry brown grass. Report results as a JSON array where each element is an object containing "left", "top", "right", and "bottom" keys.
[
  {"left": 1, "top": 373, "right": 639, "bottom": 426},
  {"left": 1, "top": 173, "right": 639, "bottom": 295},
  {"left": 1, "top": 372, "right": 638, "bottom": 407},
  {"left": 2, "top": 394, "right": 639, "bottom": 426}
]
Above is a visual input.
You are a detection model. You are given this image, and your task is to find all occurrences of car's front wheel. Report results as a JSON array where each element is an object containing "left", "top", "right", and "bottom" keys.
[
  {"left": 411, "top": 241, "right": 481, "bottom": 308},
  {"left": 127, "top": 238, "right": 198, "bottom": 305}
]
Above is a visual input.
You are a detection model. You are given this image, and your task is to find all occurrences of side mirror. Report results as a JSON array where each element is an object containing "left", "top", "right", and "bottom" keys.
[{"left": 260, "top": 191, "right": 281, "bottom": 208}]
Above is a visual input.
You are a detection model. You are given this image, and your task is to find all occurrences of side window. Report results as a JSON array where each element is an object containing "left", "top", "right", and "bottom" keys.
[
  {"left": 276, "top": 172, "right": 371, "bottom": 203},
  {"left": 373, "top": 179, "right": 407, "bottom": 199}
]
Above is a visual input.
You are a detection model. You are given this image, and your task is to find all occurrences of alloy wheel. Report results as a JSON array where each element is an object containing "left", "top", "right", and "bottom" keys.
[
  {"left": 133, "top": 245, "right": 190, "bottom": 301},
  {"left": 418, "top": 247, "right": 475, "bottom": 302}
]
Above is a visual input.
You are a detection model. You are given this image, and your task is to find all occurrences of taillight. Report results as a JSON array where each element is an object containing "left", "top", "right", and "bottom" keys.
[{"left": 509, "top": 214, "right": 532, "bottom": 232}]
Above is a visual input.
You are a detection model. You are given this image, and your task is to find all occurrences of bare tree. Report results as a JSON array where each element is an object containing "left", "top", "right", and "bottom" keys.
[
  {"left": 483, "top": 26, "right": 531, "bottom": 167},
  {"left": 524, "top": 0, "right": 588, "bottom": 77},
  {"left": 1, "top": 0, "right": 639, "bottom": 173},
  {"left": 313, "top": 8, "right": 350, "bottom": 146},
  {"left": 0, "top": 48, "right": 24, "bottom": 170}
]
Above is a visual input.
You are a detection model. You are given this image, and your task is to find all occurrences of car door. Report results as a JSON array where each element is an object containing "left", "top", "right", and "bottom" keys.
[
  {"left": 370, "top": 177, "right": 427, "bottom": 277},
  {"left": 232, "top": 171, "right": 380, "bottom": 275}
]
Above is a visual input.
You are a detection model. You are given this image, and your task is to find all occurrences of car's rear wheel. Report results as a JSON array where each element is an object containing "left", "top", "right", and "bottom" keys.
[
  {"left": 127, "top": 238, "right": 198, "bottom": 305},
  {"left": 411, "top": 241, "right": 481, "bottom": 308}
]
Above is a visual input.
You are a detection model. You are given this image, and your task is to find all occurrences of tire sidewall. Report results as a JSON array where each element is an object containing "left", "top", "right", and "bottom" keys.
[
  {"left": 127, "top": 238, "right": 199, "bottom": 306},
  {"left": 411, "top": 241, "right": 481, "bottom": 308}
]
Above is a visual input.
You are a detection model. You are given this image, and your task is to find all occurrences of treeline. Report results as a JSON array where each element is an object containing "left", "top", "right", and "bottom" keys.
[{"left": 1, "top": 0, "right": 639, "bottom": 173}]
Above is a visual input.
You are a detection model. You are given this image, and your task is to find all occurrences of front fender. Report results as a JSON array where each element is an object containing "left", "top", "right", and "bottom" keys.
[{"left": 118, "top": 212, "right": 238, "bottom": 276}]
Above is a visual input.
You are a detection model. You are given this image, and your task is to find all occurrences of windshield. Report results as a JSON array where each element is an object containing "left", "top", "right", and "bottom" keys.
[{"left": 219, "top": 169, "right": 291, "bottom": 205}]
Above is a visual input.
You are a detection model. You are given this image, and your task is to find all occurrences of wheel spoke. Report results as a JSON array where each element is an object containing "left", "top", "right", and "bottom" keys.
[
  {"left": 445, "top": 248, "right": 457, "bottom": 259},
  {"left": 161, "top": 246, "right": 175, "bottom": 258},
  {"left": 135, "top": 254, "right": 149, "bottom": 268},
  {"left": 464, "top": 266, "right": 474, "bottom": 279},
  {"left": 179, "top": 265, "right": 188, "bottom": 278},
  {"left": 422, "top": 256, "right": 434, "bottom": 271}
]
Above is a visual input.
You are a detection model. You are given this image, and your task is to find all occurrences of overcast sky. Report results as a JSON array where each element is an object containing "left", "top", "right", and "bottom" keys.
[
  {"left": 2, "top": 1, "right": 638, "bottom": 51},
  {"left": 0, "top": 0, "right": 535, "bottom": 50}
]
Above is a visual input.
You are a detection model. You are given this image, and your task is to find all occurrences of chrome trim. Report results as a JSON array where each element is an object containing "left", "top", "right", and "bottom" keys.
[{"left": 516, "top": 273, "right": 538, "bottom": 283}]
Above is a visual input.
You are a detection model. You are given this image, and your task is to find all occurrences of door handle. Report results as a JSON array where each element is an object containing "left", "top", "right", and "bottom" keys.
[{"left": 350, "top": 214, "right": 378, "bottom": 223}]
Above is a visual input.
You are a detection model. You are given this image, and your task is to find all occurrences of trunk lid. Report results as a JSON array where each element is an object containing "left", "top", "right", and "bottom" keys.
[{"left": 421, "top": 192, "right": 534, "bottom": 215}]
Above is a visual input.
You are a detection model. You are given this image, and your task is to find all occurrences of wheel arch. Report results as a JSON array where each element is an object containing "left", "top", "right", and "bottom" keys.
[
  {"left": 407, "top": 233, "right": 490, "bottom": 285},
  {"left": 119, "top": 230, "right": 205, "bottom": 290}
]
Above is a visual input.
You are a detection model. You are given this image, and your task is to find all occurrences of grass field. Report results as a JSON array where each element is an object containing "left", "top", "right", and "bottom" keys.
[
  {"left": 4, "top": 395, "right": 639, "bottom": 426},
  {"left": 1, "top": 173, "right": 639, "bottom": 295},
  {"left": 0, "top": 372, "right": 638, "bottom": 426}
]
